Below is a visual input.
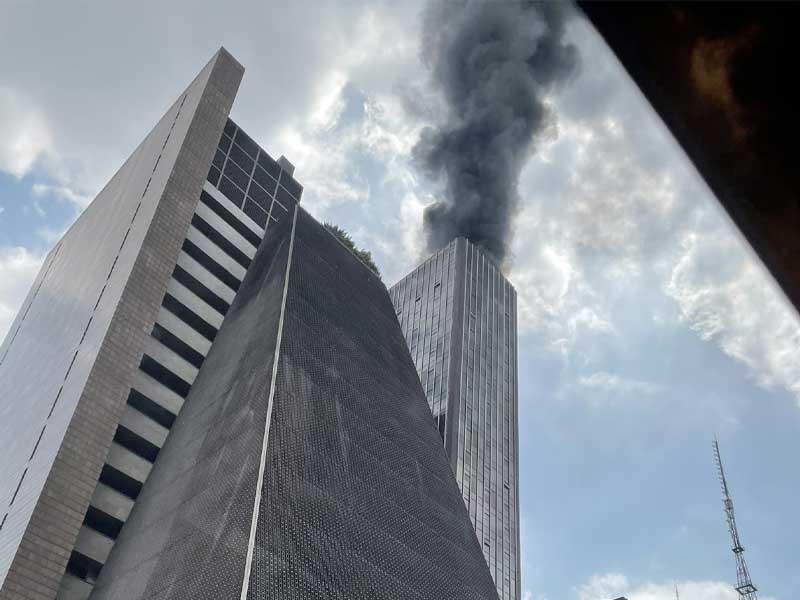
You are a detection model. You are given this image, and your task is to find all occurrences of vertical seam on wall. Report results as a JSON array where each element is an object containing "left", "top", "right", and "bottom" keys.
[{"left": 239, "top": 204, "right": 298, "bottom": 600}]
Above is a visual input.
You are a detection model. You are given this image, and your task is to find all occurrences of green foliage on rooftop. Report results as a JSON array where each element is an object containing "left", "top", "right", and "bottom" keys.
[{"left": 323, "top": 222, "right": 381, "bottom": 279}]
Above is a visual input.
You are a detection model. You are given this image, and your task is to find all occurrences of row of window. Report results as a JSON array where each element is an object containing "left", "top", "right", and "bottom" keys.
[
  {"left": 66, "top": 176, "right": 267, "bottom": 585},
  {"left": 209, "top": 119, "right": 303, "bottom": 229}
]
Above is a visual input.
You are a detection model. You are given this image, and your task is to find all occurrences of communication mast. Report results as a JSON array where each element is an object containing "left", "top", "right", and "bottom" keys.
[{"left": 713, "top": 438, "right": 758, "bottom": 600}]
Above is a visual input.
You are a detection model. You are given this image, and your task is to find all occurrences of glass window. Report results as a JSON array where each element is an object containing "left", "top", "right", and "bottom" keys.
[
  {"left": 207, "top": 166, "right": 221, "bottom": 187},
  {"left": 224, "top": 119, "right": 237, "bottom": 137},
  {"left": 252, "top": 164, "right": 277, "bottom": 195},
  {"left": 275, "top": 184, "right": 295, "bottom": 208},
  {"left": 279, "top": 170, "right": 303, "bottom": 200},
  {"left": 257, "top": 151, "right": 282, "bottom": 180},
  {"left": 228, "top": 143, "right": 255, "bottom": 174},
  {"left": 218, "top": 176, "right": 245, "bottom": 208},
  {"left": 248, "top": 181, "right": 272, "bottom": 212},
  {"left": 212, "top": 148, "right": 226, "bottom": 170},
  {"left": 127, "top": 388, "right": 176, "bottom": 429},
  {"left": 198, "top": 191, "right": 261, "bottom": 248},
  {"left": 225, "top": 154, "right": 252, "bottom": 189},
  {"left": 217, "top": 134, "right": 232, "bottom": 153},
  {"left": 234, "top": 128, "right": 259, "bottom": 158},
  {"left": 243, "top": 198, "right": 268, "bottom": 228},
  {"left": 139, "top": 354, "right": 191, "bottom": 398}
]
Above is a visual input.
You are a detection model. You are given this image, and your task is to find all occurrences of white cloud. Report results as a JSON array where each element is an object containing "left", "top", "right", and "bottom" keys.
[
  {"left": 578, "top": 371, "right": 661, "bottom": 397},
  {"left": 31, "top": 183, "right": 92, "bottom": 208},
  {"left": 0, "top": 87, "right": 52, "bottom": 178},
  {"left": 577, "top": 573, "right": 741, "bottom": 600},
  {"left": 667, "top": 226, "right": 800, "bottom": 403},
  {"left": 0, "top": 247, "right": 44, "bottom": 341},
  {"left": 506, "top": 16, "right": 800, "bottom": 404},
  {"left": 274, "top": 5, "right": 423, "bottom": 219}
]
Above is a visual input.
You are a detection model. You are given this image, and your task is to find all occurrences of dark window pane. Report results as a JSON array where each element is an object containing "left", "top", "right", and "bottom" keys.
[
  {"left": 218, "top": 176, "right": 245, "bottom": 208},
  {"left": 114, "top": 425, "right": 160, "bottom": 463},
  {"left": 243, "top": 199, "right": 268, "bottom": 228},
  {"left": 224, "top": 119, "right": 236, "bottom": 137},
  {"left": 223, "top": 159, "right": 251, "bottom": 191},
  {"left": 173, "top": 262, "right": 231, "bottom": 315},
  {"left": 161, "top": 294, "right": 218, "bottom": 342},
  {"left": 99, "top": 464, "right": 142, "bottom": 499},
  {"left": 218, "top": 134, "right": 232, "bottom": 153},
  {"left": 198, "top": 190, "right": 261, "bottom": 247},
  {"left": 66, "top": 551, "right": 104, "bottom": 583},
  {"left": 257, "top": 151, "right": 282, "bottom": 180},
  {"left": 271, "top": 197, "right": 288, "bottom": 215},
  {"left": 279, "top": 171, "right": 303, "bottom": 200},
  {"left": 275, "top": 185, "right": 296, "bottom": 208},
  {"left": 228, "top": 143, "right": 255, "bottom": 174},
  {"left": 128, "top": 389, "right": 176, "bottom": 430},
  {"left": 248, "top": 181, "right": 272, "bottom": 212},
  {"left": 207, "top": 166, "right": 221, "bottom": 186},
  {"left": 140, "top": 355, "right": 191, "bottom": 398},
  {"left": 252, "top": 165, "right": 277, "bottom": 195},
  {"left": 234, "top": 128, "right": 259, "bottom": 159},
  {"left": 191, "top": 214, "right": 251, "bottom": 269},
  {"left": 182, "top": 238, "right": 241, "bottom": 292},
  {"left": 152, "top": 322, "right": 206, "bottom": 368},
  {"left": 212, "top": 148, "right": 226, "bottom": 169},
  {"left": 84, "top": 506, "right": 124, "bottom": 540}
]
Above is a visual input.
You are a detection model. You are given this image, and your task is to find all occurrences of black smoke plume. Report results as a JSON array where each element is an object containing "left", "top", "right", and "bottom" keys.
[{"left": 414, "top": 0, "right": 579, "bottom": 264}]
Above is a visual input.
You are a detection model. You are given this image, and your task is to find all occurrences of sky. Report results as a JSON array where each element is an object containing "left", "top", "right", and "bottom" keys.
[{"left": 1, "top": 2, "right": 798, "bottom": 599}]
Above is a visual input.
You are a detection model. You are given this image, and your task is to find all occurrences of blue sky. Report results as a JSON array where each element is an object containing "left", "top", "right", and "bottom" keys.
[{"left": 1, "top": 2, "right": 798, "bottom": 599}]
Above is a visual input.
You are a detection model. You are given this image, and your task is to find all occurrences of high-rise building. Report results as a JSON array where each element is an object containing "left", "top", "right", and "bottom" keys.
[
  {"left": 0, "top": 49, "right": 299, "bottom": 600},
  {"left": 389, "top": 238, "right": 520, "bottom": 600},
  {"left": 90, "top": 205, "right": 500, "bottom": 600},
  {"left": 0, "top": 48, "right": 499, "bottom": 600}
]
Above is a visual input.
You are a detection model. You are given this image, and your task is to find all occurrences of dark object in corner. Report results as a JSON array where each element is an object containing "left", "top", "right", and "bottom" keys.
[{"left": 580, "top": 2, "right": 800, "bottom": 315}]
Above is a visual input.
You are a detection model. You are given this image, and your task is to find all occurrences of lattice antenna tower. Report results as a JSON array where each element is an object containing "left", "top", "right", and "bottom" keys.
[{"left": 713, "top": 438, "right": 758, "bottom": 599}]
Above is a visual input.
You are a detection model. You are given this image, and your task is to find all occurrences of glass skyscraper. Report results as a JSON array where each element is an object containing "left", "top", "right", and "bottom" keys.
[{"left": 390, "top": 238, "right": 520, "bottom": 600}]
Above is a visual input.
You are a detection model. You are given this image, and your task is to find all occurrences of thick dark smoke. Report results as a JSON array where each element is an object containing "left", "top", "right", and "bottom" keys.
[{"left": 414, "top": 0, "right": 579, "bottom": 264}]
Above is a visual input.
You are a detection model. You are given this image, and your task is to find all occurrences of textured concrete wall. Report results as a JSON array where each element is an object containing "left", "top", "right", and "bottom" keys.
[{"left": 0, "top": 49, "right": 242, "bottom": 599}]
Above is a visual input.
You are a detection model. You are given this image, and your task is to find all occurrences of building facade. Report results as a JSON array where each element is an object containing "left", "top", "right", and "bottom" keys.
[
  {"left": 389, "top": 238, "right": 521, "bottom": 600},
  {"left": 0, "top": 48, "right": 500, "bottom": 600},
  {"left": 0, "top": 49, "right": 304, "bottom": 600},
  {"left": 91, "top": 206, "right": 500, "bottom": 600}
]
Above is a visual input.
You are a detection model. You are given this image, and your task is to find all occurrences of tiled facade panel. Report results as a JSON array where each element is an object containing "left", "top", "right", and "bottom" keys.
[
  {"left": 90, "top": 215, "right": 295, "bottom": 600},
  {"left": 246, "top": 210, "right": 498, "bottom": 600},
  {"left": 389, "top": 239, "right": 520, "bottom": 600},
  {"left": 0, "top": 49, "right": 243, "bottom": 600}
]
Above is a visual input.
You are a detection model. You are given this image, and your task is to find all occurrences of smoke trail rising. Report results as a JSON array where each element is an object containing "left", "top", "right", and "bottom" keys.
[{"left": 414, "top": 0, "right": 579, "bottom": 264}]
